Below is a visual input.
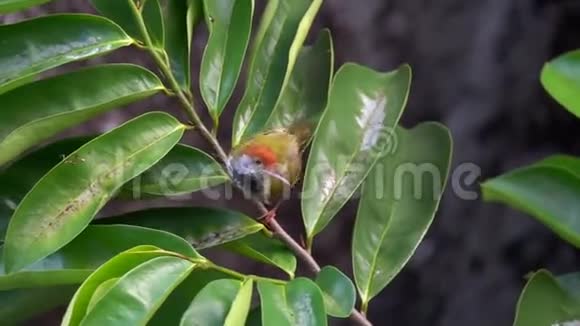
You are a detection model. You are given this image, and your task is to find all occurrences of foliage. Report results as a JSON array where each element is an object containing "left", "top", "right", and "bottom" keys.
[
  {"left": 0, "top": 0, "right": 452, "bottom": 324},
  {"left": 483, "top": 50, "right": 580, "bottom": 325}
]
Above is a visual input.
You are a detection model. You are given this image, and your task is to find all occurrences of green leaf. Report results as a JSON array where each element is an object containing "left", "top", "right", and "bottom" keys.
[
  {"left": 225, "top": 278, "right": 254, "bottom": 325},
  {"left": 258, "top": 278, "right": 327, "bottom": 326},
  {"left": 0, "top": 138, "right": 90, "bottom": 242},
  {"left": 86, "top": 277, "right": 119, "bottom": 312},
  {"left": 163, "top": 0, "right": 201, "bottom": 91},
  {"left": 0, "top": 286, "right": 76, "bottom": 324},
  {"left": 90, "top": 0, "right": 143, "bottom": 42},
  {"left": 0, "top": 64, "right": 164, "bottom": 166},
  {"left": 353, "top": 122, "right": 452, "bottom": 305},
  {"left": 538, "top": 155, "right": 580, "bottom": 178},
  {"left": 482, "top": 155, "right": 580, "bottom": 249},
  {"left": 125, "top": 144, "right": 229, "bottom": 197},
  {"left": 223, "top": 233, "right": 297, "bottom": 278},
  {"left": 3, "top": 112, "right": 185, "bottom": 273},
  {"left": 61, "top": 245, "right": 195, "bottom": 326},
  {"left": 315, "top": 266, "right": 355, "bottom": 318},
  {"left": 514, "top": 270, "right": 580, "bottom": 326},
  {"left": 541, "top": 49, "right": 580, "bottom": 118},
  {"left": 302, "top": 63, "right": 412, "bottom": 240},
  {"left": 149, "top": 269, "right": 231, "bottom": 326},
  {"left": 80, "top": 256, "right": 195, "bottom": 326},
  {"left": 201, "top": 0, "right": 254, "bottom": 122},
  {"left": 98, "top": 207, "right": 263, "bottom": 249},
  {"left": 97, "top": 207, "right": 295, "bottom": 274},
  {"left": 142, "top": 0, "right": 165, "bottom": 48},
  {"left": 0, "top": 139, "right": 227, "bottom": 229},
  {"left": 180, "top": 278, "right": 253, "bottom": 326},
  {"left": 0, "top": 14, "right": 132, "bottom": 94},
  {"left": 265, "top": 29, "right": 334, "bottom": 133},
  {"left": 0, "top": 224, "right": 198, "bottom": 290},
  {"left": 0, "top": 0, "right": 54, "bottom": 13},
  {"left": 231, "top": 0, "right": 324, "bottom": 146}
]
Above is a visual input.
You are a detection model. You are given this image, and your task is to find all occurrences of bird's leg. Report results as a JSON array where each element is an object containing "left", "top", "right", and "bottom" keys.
[
  {"left": 257, "top": 200, "right": 283, "bottom": 228},
  {"left": 261, "top": 209, "right": 277, "bottom": 225}
]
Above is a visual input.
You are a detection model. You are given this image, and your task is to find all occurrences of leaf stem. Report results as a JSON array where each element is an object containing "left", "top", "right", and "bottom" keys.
[
  {"left": 139, "top": 11, "right": 371, "bottom": 324},
  {"left": 362, "top": 301, "right": 369, "bottom": 315},
  {"left": 154, "top": 249, "right": 286, "bottom": 285},
  {"left": 204, "top": 262, "right": 287, "bottom": 285}
]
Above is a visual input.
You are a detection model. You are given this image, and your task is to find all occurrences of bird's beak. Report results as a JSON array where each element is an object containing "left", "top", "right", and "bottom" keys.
[{"left": 262, "top": 169, "right": 291, "bottom": 186}]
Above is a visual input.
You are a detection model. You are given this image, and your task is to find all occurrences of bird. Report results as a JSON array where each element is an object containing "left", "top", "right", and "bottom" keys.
[{"left": 227, "top": 123, "right": 313, "bottom": 224}]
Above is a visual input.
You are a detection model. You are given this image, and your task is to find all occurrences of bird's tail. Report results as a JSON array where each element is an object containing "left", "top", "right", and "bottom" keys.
[{"left": 288, "top": 120, "right": 314, "bottom": 149}]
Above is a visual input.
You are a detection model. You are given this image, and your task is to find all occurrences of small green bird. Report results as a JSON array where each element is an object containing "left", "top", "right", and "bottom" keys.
[{"left": 227, "top": 124, "right": 312, "bottom": 222}]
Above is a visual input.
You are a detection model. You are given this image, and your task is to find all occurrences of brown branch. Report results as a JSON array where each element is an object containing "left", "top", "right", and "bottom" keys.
[
  {"left": 251, "top": 201, "right": 371, "bottom": 326},
  {"left": 223, "top": 184, "right": 372, "bottom": 324}
]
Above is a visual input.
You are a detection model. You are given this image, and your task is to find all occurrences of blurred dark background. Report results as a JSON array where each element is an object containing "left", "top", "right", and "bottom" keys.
[{"left": 4, "top": 0, "right": 580, "bottom": 325}]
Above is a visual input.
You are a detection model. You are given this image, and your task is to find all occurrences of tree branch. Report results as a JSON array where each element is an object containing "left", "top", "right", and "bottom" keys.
[{"left": 143, "top": 30, "right": 371, "bottom": 326}]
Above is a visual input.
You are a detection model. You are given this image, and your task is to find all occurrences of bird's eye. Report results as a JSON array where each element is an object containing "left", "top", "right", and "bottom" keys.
[{"left": 255, "top": 159, "right": 262, "bottom": 165}]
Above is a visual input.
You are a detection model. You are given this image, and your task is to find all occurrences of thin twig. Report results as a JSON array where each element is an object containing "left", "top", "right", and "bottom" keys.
[{"left": 241, "top": 194, "right": 372, "bottom": 325}]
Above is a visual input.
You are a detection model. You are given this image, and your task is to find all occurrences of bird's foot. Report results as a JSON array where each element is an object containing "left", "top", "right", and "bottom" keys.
[{"left": 258, "top": 209, "right": 277, "bottom": 228}]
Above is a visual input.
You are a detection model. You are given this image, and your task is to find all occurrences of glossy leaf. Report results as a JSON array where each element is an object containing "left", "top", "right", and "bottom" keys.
[
  {"left": 0, "top": 137, "right": 90, "bottom": 241},
  {"left": 90, "top": 0, "right": 142, "bottom": 42},
  {"left": 257, "top": 282, "right": 291, "bottom": 326},
  {"left": 3, "top": 112, "right": 185, "bottom": 273},
  {"left": 0, "top": 139, "right": 227, "bottom": 225},
  {"left": 541, "top": 49, "right": 580, "bottom": 118},
  {"left": 302, "top": 63, "right": 412, "bottom": 240},
  {"left": 315, "top": 266, "right": 356, "bottom": 318},
  {"left": 98, "top": 207, "right": 263, "bottom": 249},
  {"left": 265, "top": 29, "right": 334, "bottom": 132},
  {"left": 180, "top": 278, "right": 253, "bottom": 326},
  {"left": 142, "top": 0, "right": 165, "bottom": 48},
  {"left": 258, "top": 278, "right": 327, "bottom": 326},
  {"left": 231, "top": 0, "right": 324, "bottom": 146},
  {"left": 201, "top": 0, "right": 254, "bottom": 121},
  {"left": 80, "top": 256, "right": 195, "bottom": 326},
  {"left": 353, "top": 122, "right": 452, "bottom": 305},
  {"left": 61, "top": 245, "right": 190, "bottom": 326},
  {"left": 86, "top": 277, "right": 119, "bottom": 311},
  {"left": 125, "top": 144, "right": 229, "bottom": 197},
  {"left": 149, "top": 269, "right": 230, "bottom": 326},
  {"left": 0, "top": 0, "right": 54, "bottom": 13},
  {"left": 223, "top": 233, "right": 297, "bottom": 277},
  {"left": 0, "top": 286, "right": 76, "bottom": 324},
  {"left": 538, "top": 155, "right": 580, "bottom": 177},
  {"left": 164, "top": 0, "right": 202, "bottom": 91},
  {"left": 0, "top": 224, "right": 197, "bottom": 290},
  {"left": 98, "top": 207, "right": 296, "bottom": 274},
  {"left": 98, "top": 206, "right": 296, "bottom": 275},
  {"left": 0, "top": 64, "right": 164, "bottom": 166},
  {"left": 482, "top": 155, "right": 580, "bottom": 249},
  {"left": 0, "top": 14, "right": 132, "bottom": 94},
  {"left": 514, "top": 270, "right": 580, "bottom": 326}
]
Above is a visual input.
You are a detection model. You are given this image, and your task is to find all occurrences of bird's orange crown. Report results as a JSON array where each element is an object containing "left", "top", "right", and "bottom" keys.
[{"left": 243, "top": 144, "right": 277, "bottom": 168}]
